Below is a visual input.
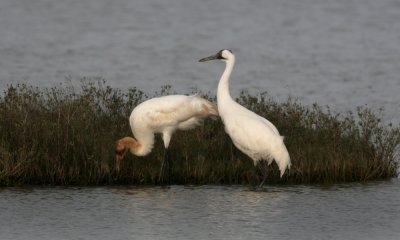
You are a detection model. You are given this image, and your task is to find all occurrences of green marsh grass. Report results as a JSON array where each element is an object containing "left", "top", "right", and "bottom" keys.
[{"left": 0, "top": 80, "right": 399, "bottom": 185}]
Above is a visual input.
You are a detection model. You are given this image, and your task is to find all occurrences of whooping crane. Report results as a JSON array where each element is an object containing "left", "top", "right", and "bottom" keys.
[
  {"left": 199, "top": 49, "right": 291, "bottom": 185},
  {"left": 115, "top": 94, "right": 218, "bottom": 182}
]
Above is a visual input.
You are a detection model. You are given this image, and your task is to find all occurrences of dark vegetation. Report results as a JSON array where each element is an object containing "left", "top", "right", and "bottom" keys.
[{"left": 0, "top": 79, "right": 399, "bottom": 186}]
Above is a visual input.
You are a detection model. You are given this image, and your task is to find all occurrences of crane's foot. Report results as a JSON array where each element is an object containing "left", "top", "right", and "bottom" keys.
[{"left": 258, "top": 177, "right": 267, "bottom": 188}]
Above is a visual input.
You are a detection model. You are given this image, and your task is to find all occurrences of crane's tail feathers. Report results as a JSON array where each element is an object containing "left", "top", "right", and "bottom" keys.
[
  {"left": 276, "top": 139, "right": 291, "bottom": 178},
  {"left": 201, "top": 100, "right": 218, "bottom": 117},
  {"left": 208, "top": 103, "right": 219, "bottom": 120},
  {"left": 278, "top": 156, "right": 291, "bottom": 177},
  {"left": 190, "top": 95, "right": 219, "bottom": 117}
]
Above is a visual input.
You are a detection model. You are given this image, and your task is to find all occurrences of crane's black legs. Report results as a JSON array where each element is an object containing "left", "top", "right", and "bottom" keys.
[
  {"left": 158, "top": 148, "right": 170, "bottom": 184},
  {"left": 258, "top": 160, "right": 269, "bottom": 188}
]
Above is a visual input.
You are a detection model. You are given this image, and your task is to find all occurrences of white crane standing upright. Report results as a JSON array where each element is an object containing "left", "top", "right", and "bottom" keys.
[
  {"left": 115, "top": 94, "right": 218, "bottom": 182},
  {"left": 199, "top": 49, "right": 290, "bottom": 185}
]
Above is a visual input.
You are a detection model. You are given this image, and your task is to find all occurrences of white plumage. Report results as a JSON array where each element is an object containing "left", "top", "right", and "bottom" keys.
[
  {"left": 199, "top": 49, "right": 291, "bottom": 178},
  {"left": 115, "top": 94, "right": 218, "bottom": 171}
]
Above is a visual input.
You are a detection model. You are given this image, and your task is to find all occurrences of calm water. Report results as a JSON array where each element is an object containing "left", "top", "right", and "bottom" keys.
[
  {"left": 1, "top": 179, "right": 400, "bottom": 240},
  {"left": 0, "top": 0, "right": 399, "bottom": 123}
]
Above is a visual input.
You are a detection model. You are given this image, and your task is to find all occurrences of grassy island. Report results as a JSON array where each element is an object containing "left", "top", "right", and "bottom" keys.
[{"left": 1, "top": 80, "right": 399, "bottom": 186}]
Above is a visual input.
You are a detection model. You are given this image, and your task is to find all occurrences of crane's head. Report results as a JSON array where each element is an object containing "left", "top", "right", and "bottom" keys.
[
  {"left": 115, "top": 140, "right": 128, "bottom": 172},
  {"left": 114, "top": 137, "right": 140, "bottom": 172},
  {"left": 198, "top": 49, "right": 233, "bottom": 62}
]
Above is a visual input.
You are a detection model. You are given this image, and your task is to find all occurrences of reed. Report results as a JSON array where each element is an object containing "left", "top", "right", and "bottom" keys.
[{"left": 0, "top": 79, "right": 399, "bottom": 186}]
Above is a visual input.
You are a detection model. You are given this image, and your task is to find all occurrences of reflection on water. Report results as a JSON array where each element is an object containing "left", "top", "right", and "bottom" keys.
[{"left": 1, "top": 180, "right": 400, "bottom": 240}]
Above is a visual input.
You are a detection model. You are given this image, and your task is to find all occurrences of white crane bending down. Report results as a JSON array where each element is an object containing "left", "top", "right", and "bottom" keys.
[
  {"left": 199, "top": 49, "right": 291, "bottom": 184},
  {"left": 115, "top": 94, "right": 218, "bottom": 181}
]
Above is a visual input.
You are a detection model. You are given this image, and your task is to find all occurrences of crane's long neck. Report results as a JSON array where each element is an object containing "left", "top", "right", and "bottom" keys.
[
  {"left": 116, "top": 135, "right": 154, "bottom": 157},
  {"left": 129, "top": 114, "right": 155, "bottom": 156},
  {"left": 132, "top": 134, "right": 154, "bottom": 156},
  {"left": 217, "top": 56, "right": 236, "bottom": 109}
]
